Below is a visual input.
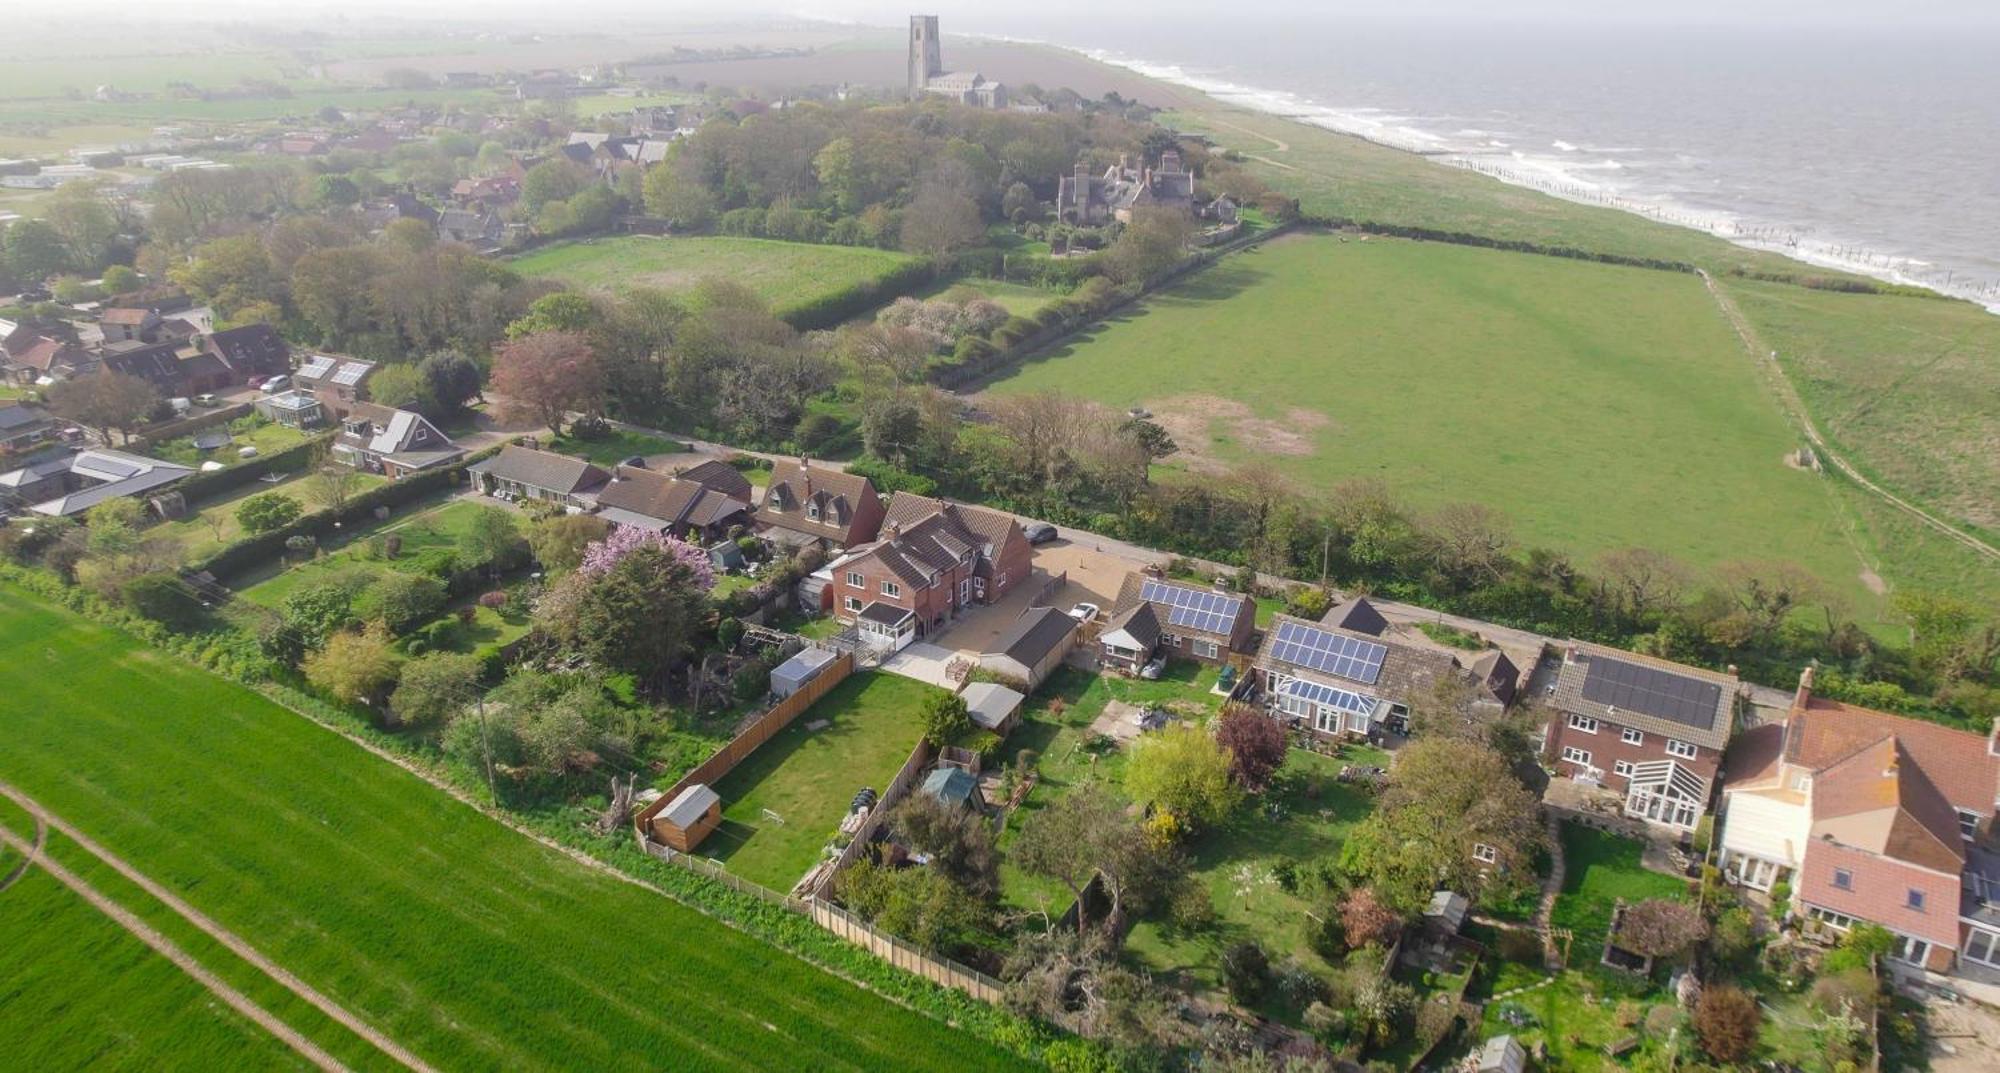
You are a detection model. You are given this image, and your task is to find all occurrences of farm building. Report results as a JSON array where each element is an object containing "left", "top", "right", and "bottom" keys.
[
  {"left": 651, "top": 784, "right": 721, "bottom": 853},
  {"left": 960, "top": 681, "right": 1025, "bottom": 736},
  {"left": 978, "top": 605, "right": 1078, "bottom": 689}
]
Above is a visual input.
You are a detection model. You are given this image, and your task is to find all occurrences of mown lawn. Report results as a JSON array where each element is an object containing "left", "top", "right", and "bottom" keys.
[
  {"left": 146, "top": 418, "right": 313, "bottom": 469},
  {"left": 153, "top": 470, "right": 388, "bottom": 563},
  {"left": 917, "top": 276, "right": 1058, "bottom": 316},
  {"left": 705, "top": 672, "right": 939, "bottom": 892},
  {"left": 986, "top": 233, "right": 1897, "bottom": 623},
  {"left": 546, "top": 428, "right": 687, "bottom": 465},
  {"left": 0, "top": 587, "right": 1029, "bottom": 1072},
  {"left": 1549, "top": 822, "right": 1690, "bottom": 966},
  {"left": 509, "top": 236, "right": 925, "bottom": 319}
]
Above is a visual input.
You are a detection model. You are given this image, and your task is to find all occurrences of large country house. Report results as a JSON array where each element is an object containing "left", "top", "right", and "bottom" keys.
[
  {"left": 1719, "top": 669, "right": 2000, "bottom": 979},
  {"left": 1544, "top": 640, "right": 1741, "bottom": 833},
  {"left": 757, "top": 458, "right": 885, "bottom": 550},
  {"left": 1253, "top": 598, "right": 1507, "bottom": 741},
  {"left": 823, "top": 492, "right": 1031, "bottom": 648},
  {"left": 1056, "top": 151, "right": 1197, "bottom": 225}
]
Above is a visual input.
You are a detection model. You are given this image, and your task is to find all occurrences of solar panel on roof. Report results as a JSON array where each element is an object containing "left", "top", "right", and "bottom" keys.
[
  {"left": 331, "top": 362, "right": 371, "bottom": 386},
  {"left": 1268, "top": 620, "right": 1387, "bottom": 684},
  {"left": 1140, "top": 578, "right": 1243, "bottom": 636},
  {"left": 297, "top": 356, "right": 335, "bottom": 379},
  {"left": 1579, "top": 656, "right": 1723, "bottom": 729},
  {"left": 1279, "top": 678, "right": 1376, "bottom": 715}
]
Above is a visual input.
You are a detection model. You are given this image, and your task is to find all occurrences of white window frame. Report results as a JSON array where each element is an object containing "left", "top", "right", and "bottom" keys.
[
  {"left": 843, "top": 596, "right": 863, "bottom": 613},
  {"left": 1892, "top": 935, "right": 1931, "bottom": 966},
  {"left": 1665, "top": 738, "right": 1698, "bottom": 760},
  {"left": 1906, "top": 888, "right": 1926, "bottom": 911},
  {"left": 1620, "top": 727, "right": 1644, "bottom": 746},
  {"left": 880, "top": 580, "right": 901, "bottom": 598},
  {"left": 1164, "top": 634, "right": 1182, "bottom": 649},
  {"left": 1568, "top": 714, "right": 1599, "bottom": 734},
  {"left": 1832, "top": 868, "right": 1853, "bottom": 891},
  {"left": 1808, "top": 906, "right": 1855, "bottom": 931},
  {"left": 846, "top": 571, "right": 864, "bottom": 588},
  {"left": 1613, "top": 760, "right": 1635, "bottom": 777},
  {"left": 1958, "top": 808, "right": 1981, "bottom": 841},
  {"left": 957, "top": 577, "right": 970, "bottom": 604},
  {"left": 1193, "top": 639, "right": 1220, "bottom": 659},
  {"left": 806, "top": 503, "right": 820, "bottom": 520},
  {"left": 1966, "top": 927, "right": 2000, "bottom": 968},
  {"left": 1562, "top": 746, "right": 1592, "bottom": 766},
  {"left": 1472, "top": 843, "right": 1497, "bottom": 864}
]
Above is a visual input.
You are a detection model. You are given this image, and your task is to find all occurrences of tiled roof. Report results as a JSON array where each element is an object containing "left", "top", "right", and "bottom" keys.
[
  {"left": 1798, "top": 839, "right": 1963, "bottom": 947},
  {"left": 856, "top": 511, "right": 976, "bottom": 589},
  {"left": 1810, "top": 736, "right": 1966, "bottom": 873},
  {"left": 761, "top": 459, "right": 874, "bottom": 542},
  {"left": 1255, "top": 612, "right": 1472, "bottom": 709},
  {"left": 985, "top": 606, "right": 1077, "bottom": 666},
  {"left": 882, "top": 491, "right": 1019, "bottom": 553},
  {"left": 1110, "top": 572, "right": 1253, "bottom": 641},
  {"left": 1321, "top": 597, "right": 1389, "bottom": 636},
  {"left": 1100, "top": 600, "right": 1160, "bottom": 650},
  {"left": 1547, "top": 640, "right": 1738, "bottom": 750},
  {"left": 594, "top": 466, "right": 749, "bottom": 531},
  {"left": 673, "top": 458, "right": 754, "bottom": 501},
  {"left": 468, "top": 444, "right": 608, "bottom": 496},
  {"left": 1784, "top": 694, "right": 2000, "bottom": 815}
]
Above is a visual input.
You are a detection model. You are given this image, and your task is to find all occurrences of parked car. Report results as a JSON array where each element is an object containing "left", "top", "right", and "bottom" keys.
[
  {"left": 1139, "top": 655, "right": 1167, "bottom": 680},
  {"left": 260, "top": 375, "right": 289, "bottom": 394},
  {"left": 1067, "top": 602, "right": 1100, "bottom": 623},
  {"left": 1023, "top": 522, "right": 1058, "bottom": 544},
  {"left": 194, "top": 393, "right": 219, "bottom": 407}
]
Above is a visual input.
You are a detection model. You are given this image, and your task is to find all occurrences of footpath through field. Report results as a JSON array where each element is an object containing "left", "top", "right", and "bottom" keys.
[
  {"left": 0, "top": 781, "right": 438, "bottom": 1073},
  {"left": 1699, "top": 269, "right": 1999, "bottom": 564}
]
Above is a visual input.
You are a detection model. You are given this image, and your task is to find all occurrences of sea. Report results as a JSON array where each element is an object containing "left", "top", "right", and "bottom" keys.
[{"left": 955, "top": 15, "right": 2000, "bottom": 311}]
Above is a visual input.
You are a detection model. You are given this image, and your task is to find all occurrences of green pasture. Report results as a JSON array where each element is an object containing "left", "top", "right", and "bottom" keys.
[
  {"left": 0, "top": 587, "right": 1027, "bottom": 1071},
  {"left": 235, "top": 498, "right": 492, "bottom": 606},
  {"left": 986, "top": 233, "right": 1903, "bottom": 621}
]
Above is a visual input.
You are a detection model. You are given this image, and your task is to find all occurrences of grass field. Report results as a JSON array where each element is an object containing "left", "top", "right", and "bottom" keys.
[
  {"left": 235, "top": 498, "right": 491, "bottom": 605},
  {"left": 546, "top": 428, "right": 688, "bottom": 465},
  {"left": 146, "top": 418, "right": 314, "bottom": 470},
  {"left": 1549, "top": 823, "right": 1690, "bottom": 966},
  {"left": 986, "top": 233, "right": 1911, "bottom": 621},
  {"left": 1720, "top": 278, "right": 2000, "bottom": 538},
  {"left": 920, "top": 276, "right": 1059, "bottom": 316},
  {"left": 0, "top": 587, "right": 1026, "bottom": 1071},
  {"left": 706, "top": 673, "right": 939, "bottom": 892},
  {"left": 509, "top": 236, "right": 924, "bottom": 318}
]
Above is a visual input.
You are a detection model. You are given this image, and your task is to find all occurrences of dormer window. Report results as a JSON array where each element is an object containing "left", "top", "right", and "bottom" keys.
[
  {"left": 806, "top": 503, "right": 820, "bottom": 520},
  {"left": 1832, "top": 868, "right": 1853, "bottom": 891}
]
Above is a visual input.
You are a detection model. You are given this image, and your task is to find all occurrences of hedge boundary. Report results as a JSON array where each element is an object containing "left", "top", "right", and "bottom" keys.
[{"left": 171, "top": 432, "right": 334, "bottom": 506}]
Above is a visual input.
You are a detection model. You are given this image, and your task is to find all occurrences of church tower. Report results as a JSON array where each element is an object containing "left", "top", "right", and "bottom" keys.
[{"left": 908, "top": 15, "right": 942, "bottom": 100}]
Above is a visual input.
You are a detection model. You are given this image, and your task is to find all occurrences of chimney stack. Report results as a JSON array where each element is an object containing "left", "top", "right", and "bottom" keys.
[{"left": 1795, "top": 664, "right": 1816, "bottom": 712}]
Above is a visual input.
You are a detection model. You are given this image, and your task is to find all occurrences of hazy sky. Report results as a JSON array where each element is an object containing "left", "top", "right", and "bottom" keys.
[{"left": 14, "top": 0, "right": 1998, "bottom": 26}]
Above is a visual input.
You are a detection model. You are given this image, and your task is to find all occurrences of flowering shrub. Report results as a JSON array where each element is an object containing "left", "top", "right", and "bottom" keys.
[{"left": 578, "top": 525, "right": 715, "bottom": 588}]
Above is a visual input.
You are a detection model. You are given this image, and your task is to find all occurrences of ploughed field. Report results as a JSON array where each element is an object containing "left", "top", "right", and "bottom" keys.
[
  {"left": 0, "top": 588, "right": 1027, "bottom": 1072},
  {"left": 508, "top": 235, "right": 925, "bottom": 319},
  {"left": 985, "top": 233, "right": 1907, "bottom": 621}
]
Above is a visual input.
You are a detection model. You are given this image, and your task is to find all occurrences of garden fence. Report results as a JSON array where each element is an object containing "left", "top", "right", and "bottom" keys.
[
  {"left": 633, "top": 652, "right": 855, "bottom": 838},
  {"left": 132, "top": 402, "right": 254, "bottom": 449},
  {"left": 810, "top": 738, "right": 933, "bottom": 900},
  {"left": 809, "top": 900, "right": 1005, "bottom": 1004}
]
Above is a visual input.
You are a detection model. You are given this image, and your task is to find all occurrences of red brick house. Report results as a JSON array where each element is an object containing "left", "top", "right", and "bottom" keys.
[
  {"left": 1719, "top": 670, "right": 2000, "bottom": 977},
  {"left": 1544, "top": 640, "right": 1741, "bottom": 833},
  {"left": 825, "top": 493, "right": 1031, "bottom": 645},
  {"left": 757, "top": 458, "right": 885, "bottom": 550}
]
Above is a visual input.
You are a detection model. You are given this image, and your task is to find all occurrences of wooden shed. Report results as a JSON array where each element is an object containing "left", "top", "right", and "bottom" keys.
[{"left": 651, "top": 783, "right": 722, "bottom": 853}]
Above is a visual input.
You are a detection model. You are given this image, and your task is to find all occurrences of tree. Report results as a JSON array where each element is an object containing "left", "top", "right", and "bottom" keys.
[
  {"left": 491, "top": 330, "right": 601, "bottom": 436},
  {"left": 1422, "top": 502, "right": 1513, "bottom": 586},
  {"left": 44, "top": 180, "right": 119, "bottom": 270},
  {"left": 366, "top": 363, "right": 436, "bottom": 414},
  {"left": 527, "top": 513, "right": 612, "bottom": 574},
  {"left": 1597, "top": 547, "right": 1696, "bottom": 622},
  {"left": 1215, "top": 708, "right": 1288, "bottom": 791},
  {"left": 899, "top": 183, "right": 984, "bottom": 260},
  {"left": 839, "top": 860, "right": 991, "bottom": 956},
  {"left": 1000, "top": 181, "right": 1038, "bottom": 223},
  {"left": 236, "top": 492, "right": 302, "bottom": 534},
  {"left": 1220, "top": 941, "right": 1271, "bottom": 1004},
  {"left": 457, "top": 506, "right": 523, "bottom": 571},
  {"left": 304, "top": 447, "right": 360, "bottom": 514},
  {"left": 1693, "top": 984, "right": 1761, "bottom": 1063},
  {"left": 46, "top": 370, "right": 159, "bottom": 445},
  {"left": 1104, "top": 207, "right": 1194, "bottom": 284},
  {"left": 563, "top": 544, "right": 711, "bottom": 692},
  {"left": 1012, "top": 783, "right": 1129, "bottom": 933},
  {"left": 889, "top": 792, "right": 1001, "bottom": 902},
  {"left": 1615, "top": 898, "right": 1708, "bottom": 959},
  {"left": 172, "top": 233, "right": 285, "bottom": 317},
  {"left": 520, "top": 159, "right": 589, "bottom": 214},
  {"left": 919, "top": 690, "right": 971, "bottom": 748},
  {"left": 507, "top": 291, "right": 597, "bottom": 337},
  {"left": 3, "top": 218, "right": 70, "bottom": 280},
  {"left": 303, "top": 624, "right": 403, "bottom": 707},
  {"left": 1126, "top": 722, "right": 1241, "bottom": 827},
  {"left": 1340, "top": 886, "right": 1402, "bottom": 949},
  {"left": 356, "top": 572, "right": 446, "bottom": 633},
  {"left": 390, "top": 652, "right": 483, "bottom": 728},
  {"left": 100, "top": 264, "right": 140, "bottom": 294},
  {"left": 280, "top": 578, "right": 363, "bottom": 650},
  {"left": 1340, "top": 737, "right": 1545, "bottom": 912},
  {"left": 418, "top": 349, "right": 484, "bottom": 414}
]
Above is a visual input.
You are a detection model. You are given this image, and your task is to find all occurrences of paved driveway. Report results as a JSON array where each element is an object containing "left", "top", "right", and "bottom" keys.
[{"left": 878, "top": 643, "right": 960, "bottom": 687}]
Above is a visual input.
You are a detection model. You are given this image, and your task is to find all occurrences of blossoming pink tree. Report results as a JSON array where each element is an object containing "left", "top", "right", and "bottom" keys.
[{"left": 578, "top": 525, "right": 716, "bottom": 588}]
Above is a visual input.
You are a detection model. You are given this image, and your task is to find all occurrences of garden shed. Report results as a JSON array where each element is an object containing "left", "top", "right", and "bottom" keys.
[
  {"left": 770, "top": 646, "right": 839, "bottom": 699},
  {"left": 651, "top": 784, "right": 721, "bottom": 853},
  {"left": 1478, "top": 1035, "right": 1527, "bottom": 1073},
  {"left": 960, "top": 681, "right": 1025, "bottom": 736},
  {"left": 920, "top": 767, "right": 982, "bottom": 811}
]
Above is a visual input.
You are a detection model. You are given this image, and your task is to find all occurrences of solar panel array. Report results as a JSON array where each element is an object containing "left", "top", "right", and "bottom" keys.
[
  {"left": 1269, "top": 620, "right": 1387, "bottom": 684},
  {"left": 296, "top": 355, "right": 336, "bottom": 379},
  {"left": 1140, "top": 578, "right": 1244, "bottom": 636},
  {"left": 1279, "top": 677, "right": 1376, "bottom": 715},
  {"left": 1580, "top": 656, "right": 1723, "bottom": 729},
  {"left": 331, "top": 361, "right": 372, "bottom": 386}
]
